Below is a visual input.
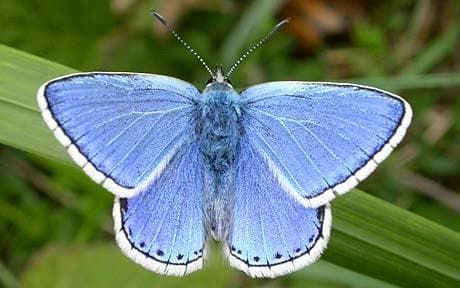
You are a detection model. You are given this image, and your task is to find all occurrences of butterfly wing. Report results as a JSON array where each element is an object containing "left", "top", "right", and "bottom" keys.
[
  {"left": 225, "top": 138, "right": 331, "bottom": 278},
  {"left": 240, "top": 81, "right": 412, "bottom": 207},
  {"left": 113, "top": 142, "right": 206, "bottom": 276},
  {"left": 37, "top": 72, "right": 199, "bottom": 197}
]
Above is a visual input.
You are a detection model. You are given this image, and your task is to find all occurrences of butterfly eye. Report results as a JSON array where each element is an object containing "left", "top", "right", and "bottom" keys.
[
  {"left": 225, "top": 78, "right": 233, "bottom": 86},
  {"left": 206, "top": 78, "right": 214, "bottom": 85}
]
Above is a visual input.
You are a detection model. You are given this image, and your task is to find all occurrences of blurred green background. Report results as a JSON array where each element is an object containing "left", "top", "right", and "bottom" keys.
[{"left": 0, "top": 0, "right": 459, "bottom": 287}]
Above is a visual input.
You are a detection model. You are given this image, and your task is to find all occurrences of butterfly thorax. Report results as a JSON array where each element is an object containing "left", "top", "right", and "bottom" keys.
[
  {"left": 196, "top": 82, "right": 242, "bottom": 240},
  {"left": 197, "top": 83, "right": 241, "bottom": 172}
]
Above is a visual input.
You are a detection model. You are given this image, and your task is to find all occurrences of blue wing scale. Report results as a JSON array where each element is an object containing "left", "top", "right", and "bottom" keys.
[
  {"left": 240, "top": 82, "right": 412, "bottom": 207},
  {"left": 225, "top": 138, "right": 331, "bottom": 278},
  {"left": 37, "top": 72, "right": 200, "bottom": 197},
  {"left": 113, "top": 143, "right": 206, "bottom": 276}
]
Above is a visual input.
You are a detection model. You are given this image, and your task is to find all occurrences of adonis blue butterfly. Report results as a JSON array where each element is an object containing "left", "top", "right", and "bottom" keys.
[{"left": 37, "top": 12, "right": 412, "bottom": 278}]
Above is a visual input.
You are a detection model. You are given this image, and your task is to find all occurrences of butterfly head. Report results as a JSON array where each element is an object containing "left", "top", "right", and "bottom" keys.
[{"left": 206, "top": 66, "right": 233, "bottom": 88}]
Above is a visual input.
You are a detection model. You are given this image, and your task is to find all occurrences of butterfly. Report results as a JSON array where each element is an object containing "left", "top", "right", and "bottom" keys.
[{"left": 36, "top": 12, "right": 412, "bottom": 278}]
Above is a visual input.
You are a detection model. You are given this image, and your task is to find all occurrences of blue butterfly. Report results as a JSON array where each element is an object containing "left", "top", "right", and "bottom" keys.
[{"left": 37, "top": 12, "right": 412, "bottom": 278}]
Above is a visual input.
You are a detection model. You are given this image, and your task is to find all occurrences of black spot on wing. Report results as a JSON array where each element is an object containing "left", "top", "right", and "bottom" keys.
[
  {"left": 228, "top": 205, "right": 327, "bottom": 267},
  {"left": 119, "top": 200, "right": 206, "bottom": 266}
]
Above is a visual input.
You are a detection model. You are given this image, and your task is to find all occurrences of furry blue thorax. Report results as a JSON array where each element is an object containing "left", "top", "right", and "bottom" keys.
[
  {"left": 196, "top": 82, "right": 242, "bottom": 240},
  {"left": 197, "top": 82, "right": 241, "bottom": 174}
]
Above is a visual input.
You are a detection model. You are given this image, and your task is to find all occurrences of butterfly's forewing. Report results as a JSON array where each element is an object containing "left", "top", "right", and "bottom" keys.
[
  {"left": 225, "top": 138, "right": 331, "bottom": 278},
  {"left": 240, "top": 82, "right": 412, "bottom": 207},
  {"left": 113, "top": 143, "right": 206, "bottom": 276},
  {"left": 38, "top": 73, "right": 199, "bottom": 197}
]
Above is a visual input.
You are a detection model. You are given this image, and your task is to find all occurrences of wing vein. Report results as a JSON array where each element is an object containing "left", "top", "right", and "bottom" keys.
[
  {"left": 133, "top": 132, "right": 188, "bottom": 183},
  {"left": 252, "top": 107, "right": 371, "bottom": 157},
  {"left": 248, "top": 126, "right": 304, "bottom": 193},
  {"left": 166, "top": 184, "right": 185, "bottom": 266},
  {"left": 104, "top": 112, "right": 173, "bottom": 175},
  {"left": 53, "top": 98, "right": 190, "bottom": 114},
  {"left": 297, "top": 122, "right": 356, "bottom": 178},
  {"left": 72, "top": 107, "right": 187, "bottom": 145},
  {"left": 259, "top": 171, "right": 294, "bottom": 262},
  {"left": 310, "top": 112, "right": 390, "bottom": 143},
  {"left": 244, "top": 86, "right": 401, "bottom": 104},
  {"left": 148, "top": 185, "right": 179, "bottom": 256},
  {"left": 299, "top": 119, "right": 374, "bottom": 159},
  {"left": 257, "top": 196, "right": 271, "bottom": 269},
  {"left": 278, "top": 121, "right": 333, "bottom": 189},
  {"left": 90, "top": 115, "right": 148, "bottom": 159}
]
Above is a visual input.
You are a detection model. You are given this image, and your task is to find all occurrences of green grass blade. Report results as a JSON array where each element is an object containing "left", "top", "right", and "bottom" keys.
[
  {"left": 21, "top": 245, "right": 399, "bottom": 288},
  {"left": 1, "top": 44, "right": 459, "bottom": 287},
  {"left": 346, "top": 73, "right": 460, "bottom": 90},
  {"left": 0, "top": 45, "right": 76, "bottom": 111},
  {"left": 21, "top": 245, "right": 236, "bottom": 288},
  {"left": 218, "top": 0, "right": 284, "bottom": 68},
  {"left": 0, "top": 44, "right": 76, "bottom": 163},
  {"left": 0, "top": 260, "right": 20, "bottom": 288},
  {"left": 293, "top": 260, "right": 399, "bottom": 288},
  {"left": 328, "top": 192, "right": 460, "bottom": 287},
  {"left": 401, "top": 24, "right": 460, "bottom": 75}
]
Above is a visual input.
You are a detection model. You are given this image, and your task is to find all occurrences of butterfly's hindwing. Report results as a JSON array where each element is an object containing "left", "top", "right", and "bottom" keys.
[
  {"left": 225, "top": 138, "right": 331, "bottom": 278},
  {"left": 113, "top": 143, "right": 206, "bottom": 276},
  {"left": 38, "top": 72, "right": 199, "bottom": 197},
  {"left": 240, "top": 82, "right": 412, "bottom": 207}
]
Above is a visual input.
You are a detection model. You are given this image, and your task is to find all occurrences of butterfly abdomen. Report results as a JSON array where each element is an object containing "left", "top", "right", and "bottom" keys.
[{"left": 197, "top": 83, "right": 242, "bottom": 240}]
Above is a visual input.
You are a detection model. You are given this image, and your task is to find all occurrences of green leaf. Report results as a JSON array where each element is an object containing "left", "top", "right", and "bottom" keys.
[
  {"left": 328, "top": 192, "right": 460, "bottom": 287},
  {"left": 0, "top": 44, "right": 76, "bottom": 163},
  {"left": 1, "top": 44, "right": 459, "bottom": 287},
  {"left": 292, "top": 260, "right": 399, "bottom": 288},
  {"left": 22, "top": 244, "right": 398, "bottom": 288},
  {"left": 21, "top": 245, "right": 235, "bottom": 288}
]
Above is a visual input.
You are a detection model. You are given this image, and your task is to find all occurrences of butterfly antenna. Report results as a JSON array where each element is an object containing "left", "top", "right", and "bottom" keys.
[
  {"left": 225, "top": 18, "right": 290, "bottom": 78},
  {"left": 152, "top": 11, "right": 214, "bottom": 77}
]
